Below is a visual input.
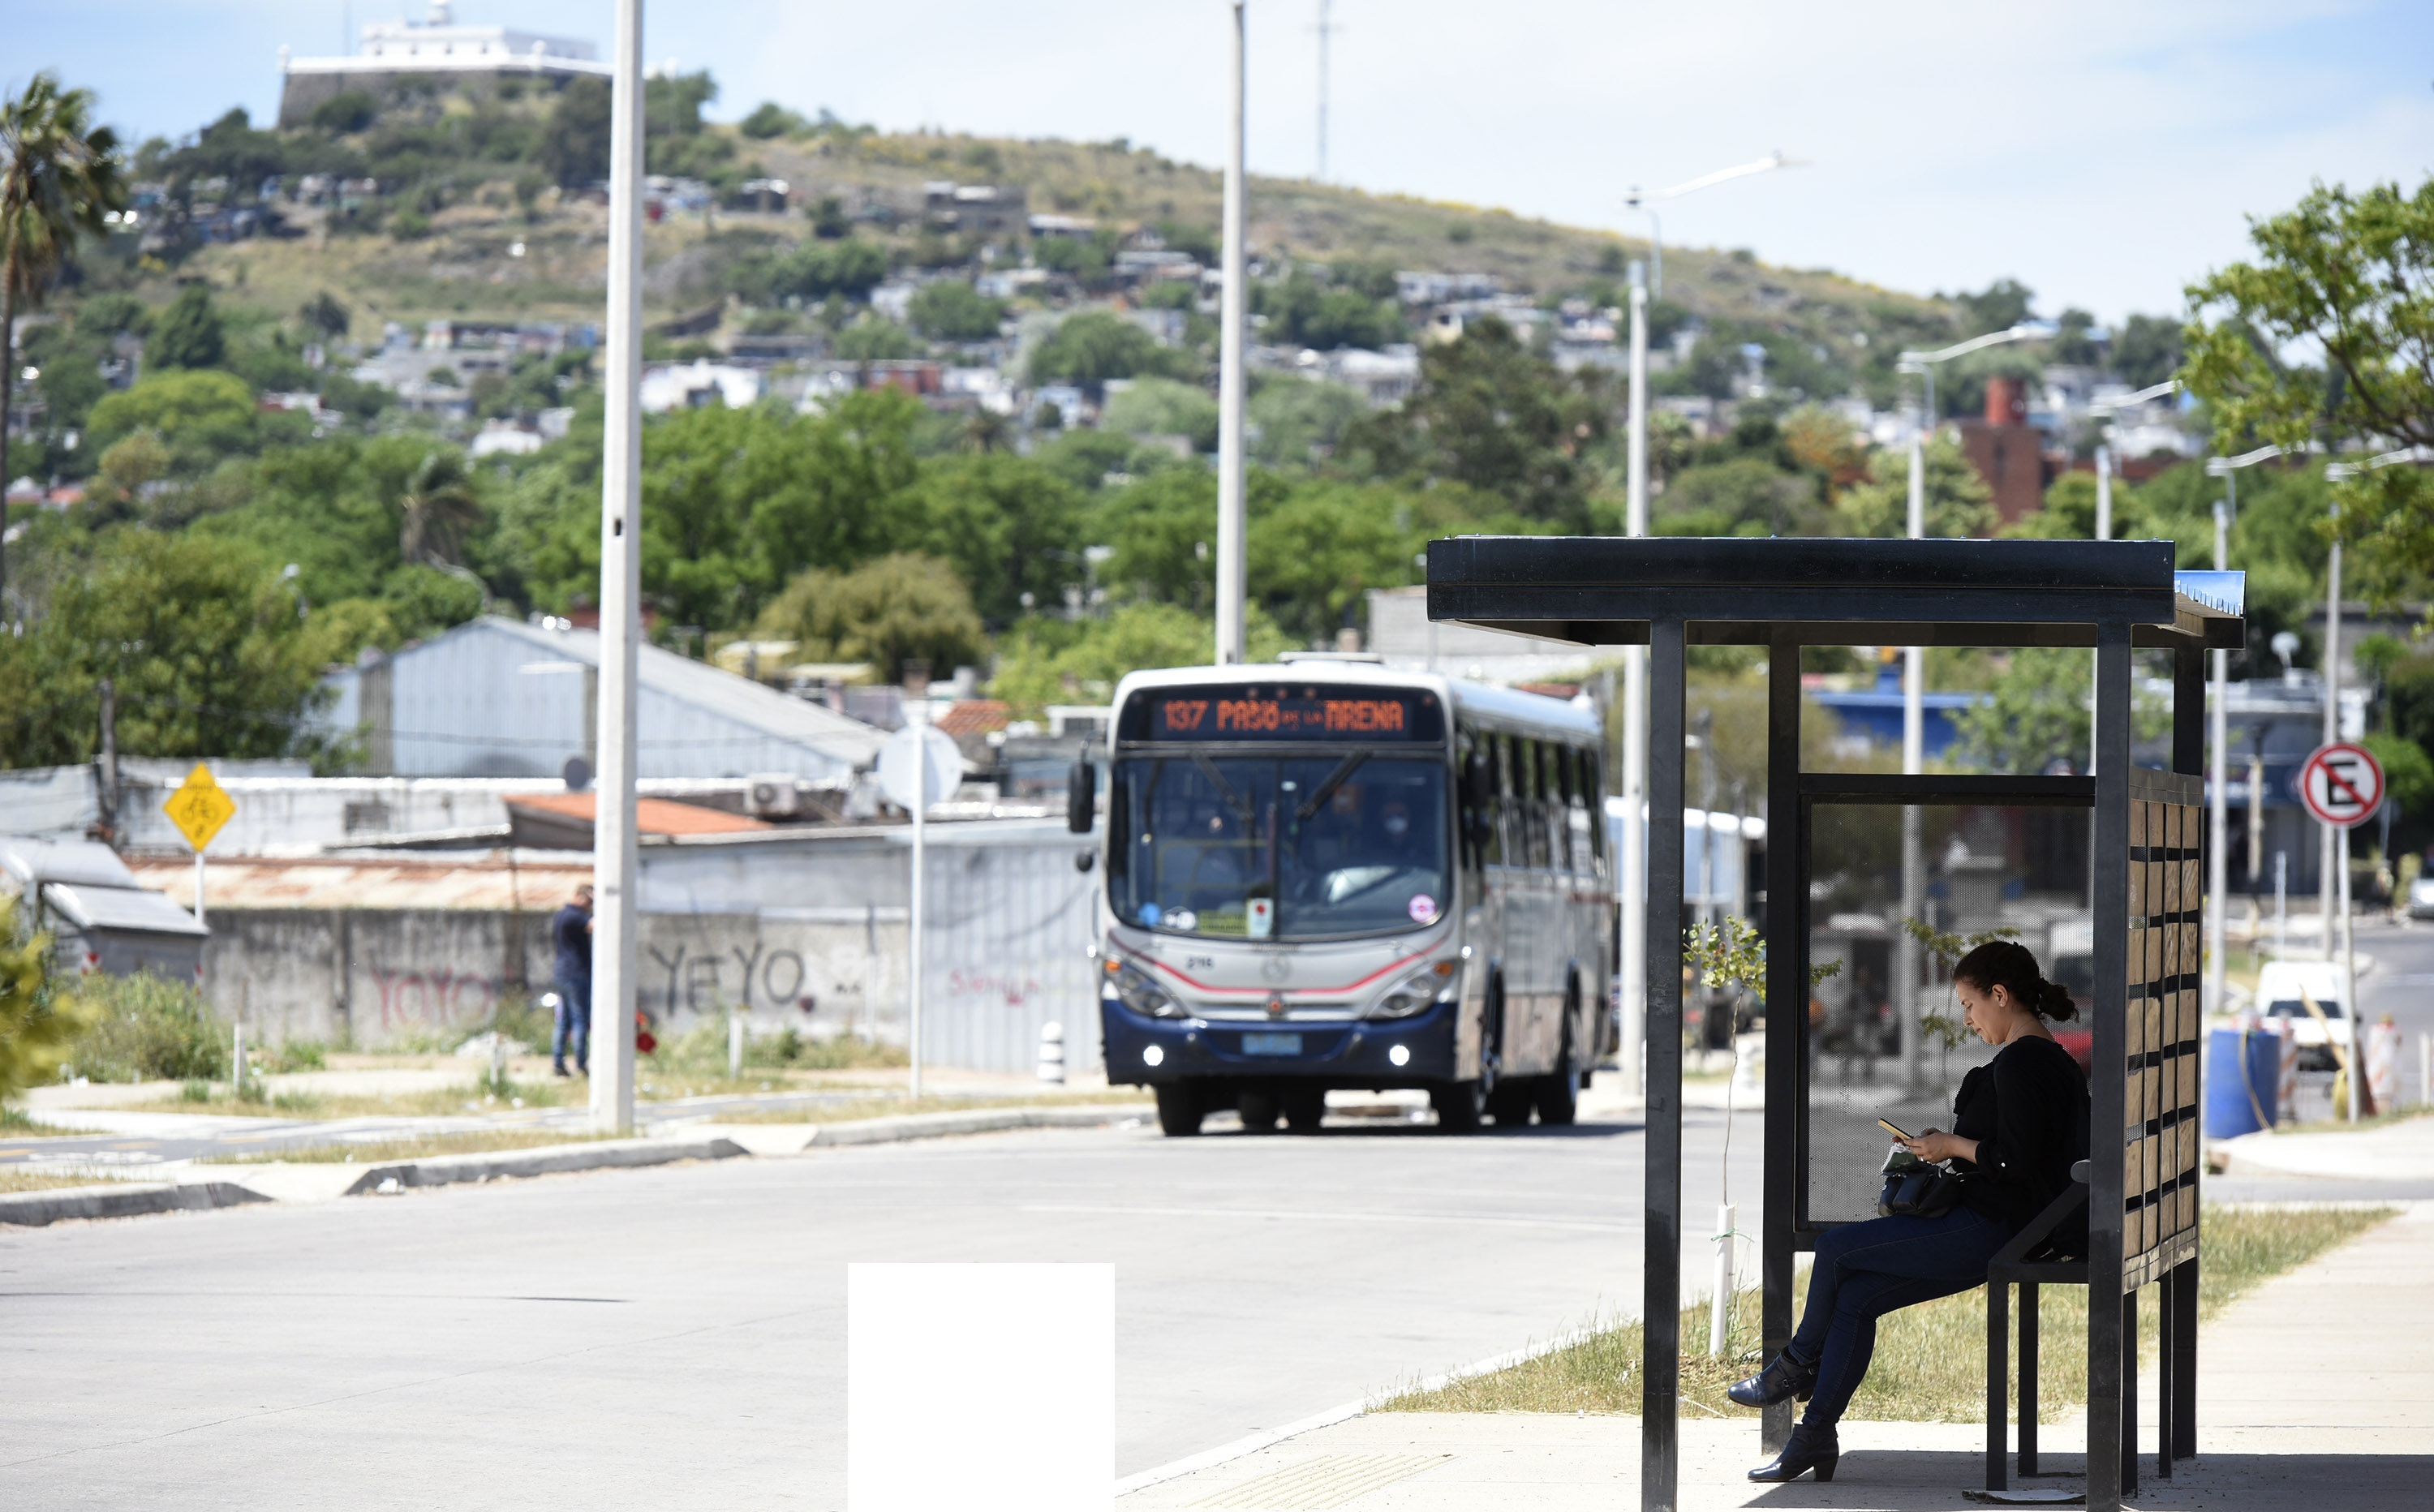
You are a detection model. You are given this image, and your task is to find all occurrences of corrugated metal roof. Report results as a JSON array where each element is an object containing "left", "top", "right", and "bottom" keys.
[
  {"left": 2, "top": 835, "right": 140, "bottom": 890},
  {"left": 502, "top": 793, "right": 772, "bottom": 835},
  {"left": 127, "top": 853, "right": 595, "bottom": 912},
  {"left": 43, "top": 881, "right": 210, "bottom": 937}
]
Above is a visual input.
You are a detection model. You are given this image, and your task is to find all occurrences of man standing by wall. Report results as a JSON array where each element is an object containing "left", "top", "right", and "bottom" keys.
[{"left": 552, "top": 884, "right": 595, "bottom": 1076}]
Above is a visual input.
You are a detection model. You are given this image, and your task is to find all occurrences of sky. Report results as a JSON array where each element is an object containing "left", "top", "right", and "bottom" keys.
[{"left": 11, "top": 1, "right": 2433, "bottom": 324}]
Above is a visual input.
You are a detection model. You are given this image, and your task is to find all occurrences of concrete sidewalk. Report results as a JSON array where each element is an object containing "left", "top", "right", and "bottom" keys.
[
  {"left": 1120, "top": 1202, "right": 2434, "bottom": 1510},
  {"left": 2216, "top": 1110, "right": 2434, "bottom": 1182}
]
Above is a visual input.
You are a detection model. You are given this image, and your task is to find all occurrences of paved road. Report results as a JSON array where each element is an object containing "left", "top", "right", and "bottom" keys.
[{"left": 0, "top": 1107, "right": 1763, "bottom": 1510}]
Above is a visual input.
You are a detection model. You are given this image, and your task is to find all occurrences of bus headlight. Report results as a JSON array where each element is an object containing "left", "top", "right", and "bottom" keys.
[
  {"left": 1103, "top": 958, "right": 1184, "bottom": 1019},
  {"left": 1368, "top": 964, "right": 1456, "bottom": 1020}
]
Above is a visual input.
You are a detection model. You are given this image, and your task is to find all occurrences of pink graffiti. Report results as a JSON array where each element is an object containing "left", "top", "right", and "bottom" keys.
[
  {"left": 946, "top": 969, "right": 1045, "bottom": 1007},
  {"left": 369, "top": 966, "right": 502, "bottom": 1032}
]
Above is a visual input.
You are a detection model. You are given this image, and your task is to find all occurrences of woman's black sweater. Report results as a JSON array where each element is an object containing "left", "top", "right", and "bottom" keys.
[{"left": 1950, "top": 1034, "right": 2091, "bottom": 1252}]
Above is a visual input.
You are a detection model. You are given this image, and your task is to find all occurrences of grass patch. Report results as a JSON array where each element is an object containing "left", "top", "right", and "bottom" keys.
[
  {"left": 0, "top": 1168, "right": 112, "bottom": 1195},
  {"left": 201, "top": 1128, "right": 623, "bottom": 1165},
  {"left": 127, "top": 1078, "right": 570, "bottom": 1119},
  {"left": 1377, "top": 1204, "right": 2396, "bottom": 1420},
  {"left": 0, "top": 1104, "right": 68, "bottom": 1136},
  {"left": 706, "top": 1090, "right": 1151, "bottom": 1125}
]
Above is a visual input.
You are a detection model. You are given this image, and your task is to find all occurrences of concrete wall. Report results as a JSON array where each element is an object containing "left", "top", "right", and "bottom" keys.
[{"left": 196, "top": 822, "right": 1107, "bottom": 1073}]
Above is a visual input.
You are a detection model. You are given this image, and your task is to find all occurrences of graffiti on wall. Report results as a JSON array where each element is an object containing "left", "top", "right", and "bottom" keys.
[
  {"left": 367, "top": 964, "right": 509, "bottom": 1033},
  {"left": 644, "top": 939, "right": 820, "bottom": 1019}
]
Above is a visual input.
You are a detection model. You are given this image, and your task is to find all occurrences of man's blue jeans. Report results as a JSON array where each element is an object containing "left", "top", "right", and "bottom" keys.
[
  {"left": 553, "top": 977, "right": 591, "bottom": 1074},
  {"left": 1787, "top": 1207, "right": 2009, "bottom": 1428}
]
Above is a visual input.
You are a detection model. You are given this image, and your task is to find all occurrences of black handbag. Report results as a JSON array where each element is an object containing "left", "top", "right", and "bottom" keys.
[{"left": 1878, "top": 1149, "right": 1970, "bottom": 1218}]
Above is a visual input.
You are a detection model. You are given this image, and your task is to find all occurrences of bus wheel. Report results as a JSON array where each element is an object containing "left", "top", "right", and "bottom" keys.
[
  {"left": 1155, "top": 1083, "right": 1205, "bottom": 1137},
  {"left": 1238, "top": 1090, "right": 1280, "bottom": 1133},
  {"left": 1535, "top": 1046, "right": 1579, "bottom": 1127},
  {"left": 1282, "top": 1087, "right": 1326, "bottom": 1134},
  {"left": 1486, "top": 1081, "right": 1536, "bottom": 1128},
  {"left": 1430, "top": 1080, "right": 1486, "bottom": 1133}
]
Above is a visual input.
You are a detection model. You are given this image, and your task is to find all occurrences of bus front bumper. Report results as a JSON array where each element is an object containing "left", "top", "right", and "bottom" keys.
[{"left": 1100, "top": 996, "right": 1458, "bottom": 1088}]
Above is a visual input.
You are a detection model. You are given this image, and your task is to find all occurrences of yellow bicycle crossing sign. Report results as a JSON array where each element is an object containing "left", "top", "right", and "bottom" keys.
[{"left": 164, "top": 763, "right": 238, "bottom": 852}]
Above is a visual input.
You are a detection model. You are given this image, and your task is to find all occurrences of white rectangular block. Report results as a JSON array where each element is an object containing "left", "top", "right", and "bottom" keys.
[{"left": 848, "top": 1261, "right": 1113, "bottom": 1512}]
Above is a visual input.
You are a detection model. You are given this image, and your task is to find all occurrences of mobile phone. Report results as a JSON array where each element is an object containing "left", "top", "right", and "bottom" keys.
[{"left": 1878, "top": 1117, "right": 1914, "bottom": 1141}]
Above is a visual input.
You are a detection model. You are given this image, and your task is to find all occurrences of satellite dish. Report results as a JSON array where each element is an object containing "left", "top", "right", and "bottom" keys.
[
  {"left": 562, "top": 756, "right": 593, "bottom": 792},
  {"left": 877, "top": 725, "right": 962, "bottom": 813}
]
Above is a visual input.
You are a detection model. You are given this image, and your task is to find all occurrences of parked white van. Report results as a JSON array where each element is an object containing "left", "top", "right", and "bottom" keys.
[{"left": 2256, "top": 960, "right": 2350, "bottom": 1071}]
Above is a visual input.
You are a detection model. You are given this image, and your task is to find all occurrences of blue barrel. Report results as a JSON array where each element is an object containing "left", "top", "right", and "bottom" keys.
[{"left": 2204, "top": 1027, "right": 2280, "bottom": 1138}]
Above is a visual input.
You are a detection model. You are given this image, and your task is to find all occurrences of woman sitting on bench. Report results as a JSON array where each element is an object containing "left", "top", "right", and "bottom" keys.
[{"left": 1726, "top": 939, "right": 2092, "bottom": 1484}]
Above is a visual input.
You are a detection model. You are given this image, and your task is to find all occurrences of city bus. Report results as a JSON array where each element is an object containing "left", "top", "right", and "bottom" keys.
[{"left": 1075, "top": 658, "right": 1615, "bottom": 1136}]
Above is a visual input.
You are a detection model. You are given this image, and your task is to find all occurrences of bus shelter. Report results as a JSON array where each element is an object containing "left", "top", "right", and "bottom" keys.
[{"left": 1426, "top": 537, "right": 2243, "bottom": 1512}]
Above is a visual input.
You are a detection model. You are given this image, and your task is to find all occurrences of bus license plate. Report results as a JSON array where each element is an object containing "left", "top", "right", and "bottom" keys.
[{"left": 1241, "top": 1033, "right": 1302, "bottom": 1056}]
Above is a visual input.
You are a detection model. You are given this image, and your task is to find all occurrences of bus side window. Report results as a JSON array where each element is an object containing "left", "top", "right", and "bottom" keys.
[
  {"left": 1494, "top": 734, "right": 1520, "bottom": 867},
  {"left": 1539, "top": 741, "right": 1565, "bottom": 873},
  {"left": 1512, "top": 737, "right": 1543, "bottom": 870},
  {"left": 1580, "top": 748, "right": 1607, "bottom": 863},
  {"left": 1463, "top": 743, "right": 1500, "bottom": 867}
]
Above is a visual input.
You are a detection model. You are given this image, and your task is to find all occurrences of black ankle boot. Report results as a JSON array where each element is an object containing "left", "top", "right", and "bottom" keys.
[
  {"left": 1748, "top": 1423, "right": 1838, "bottom": 1484},
  {"left": 1725, "top": 1351, "right": 1817, "bottom": 1408}
]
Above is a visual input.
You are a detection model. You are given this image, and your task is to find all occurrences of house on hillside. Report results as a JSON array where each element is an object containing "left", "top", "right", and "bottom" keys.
[{"left": 277, "top": 2, "right": 609, "bottom": 127}]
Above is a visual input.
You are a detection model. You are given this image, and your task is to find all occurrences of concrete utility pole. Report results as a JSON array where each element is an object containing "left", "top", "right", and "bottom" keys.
[
  {"left": 1620, "top": 260, "right": 1649, "bottom": 1099},
  {"left": 591, "top": 0, "right": 645, "bottom": 1136},
  {"left": 1213, "top": 0, "right": 1249, "bottom": 665}
]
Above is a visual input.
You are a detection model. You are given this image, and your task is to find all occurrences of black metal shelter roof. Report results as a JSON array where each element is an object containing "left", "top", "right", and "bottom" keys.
[{"left": 1426, "top": 536, "right": 2244, "bottom": 650}]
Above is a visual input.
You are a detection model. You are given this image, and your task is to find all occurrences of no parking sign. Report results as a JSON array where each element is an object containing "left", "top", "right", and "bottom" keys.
[{"left": 2299, "top": 741, "right": 2385, "bottom": 829}]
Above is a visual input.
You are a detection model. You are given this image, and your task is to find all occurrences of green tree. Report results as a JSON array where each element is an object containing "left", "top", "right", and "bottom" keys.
[
  {"left": 1247, "top": 482, "right": 1421, "bottom": 643},
  {"left": 907, "top": 279, "right": 1006, "bottom": 342},
  {"left": 1953, "top": 647, "right": 2168, "bottom": 774},
  {"left": 893, "top": 453, "right": 1087, "bottom": 625},
  {"left": 1248, "top": 378, "right": 1362, "bottom": 468},
  {"left": 2112, "top": 314, "right": 2184, "bottom": 389},
  {"left": 146, "top": 285, "right": 226, "bottom": 372},
  {"left": 0, "top": 531, "right": 338, "bottom": 768},
  {"left": 84, "top": 368, "right": 257, "bottom": 467},
  {"left": 739, "top": 102, "right": 811, "bottom": 140},
  {"left": 1028, "top": 311, "right": 1185, "bottom": 393},
  {"left": 1254, "top": 270, "right": 1404, "bottom": 350},
  {"left": 1654, "top": 457, "right": 1828, "bottom": 536},
  {"left": 2185, "top": 178, "right": 2434, "bottom": 592},
  {"left": 832, "top": 316, "right": 922, "bottom": 361},
  {"left": 2, "top": 69, "right": 127, "bottom": 604},
  {"left": 298, "top": 290, "right": 350, "bottom": 341},
  {"left": 1102, "top": 376, "right": 1218, "bottom": 453},
  {"left": 0, "top": 896, "right": 92, "bottom": 1100},
  {"left": 395, "top": 448, "right": 484, "bottom": 567},
  {"left": 541, "top": 76, "right": 611, "bottom": 187},
  {"left": 751, "top": 552, "right": 985, "bottom": 682},
  {"left": 1954, "top": 277, "right": 2035, "bottom": 335},
  {"left": 991, "top": 601, "right": 1292, "bottom": 714},
  {"left": 1834, "top": 436, "right": 1996, "bottom": 539}
]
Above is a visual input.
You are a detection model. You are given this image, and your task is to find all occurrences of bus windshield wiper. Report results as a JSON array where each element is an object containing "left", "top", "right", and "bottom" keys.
[
  {"left": 1190, "top": 752, "right": 1254, "bottom": 823},
  {"left": 1296, "top": 750, "right": 1370, "bottom": 822}
]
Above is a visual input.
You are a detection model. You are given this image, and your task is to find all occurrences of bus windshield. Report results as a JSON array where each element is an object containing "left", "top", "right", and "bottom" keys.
[{"left": 1112, "top": 754, "right": 1449, "bottom": 940}]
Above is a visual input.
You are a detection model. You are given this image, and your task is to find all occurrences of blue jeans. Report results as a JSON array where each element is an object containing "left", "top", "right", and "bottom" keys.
[
  {"left": 553, "top": 977, "right": 591, "bottom": 1073},
  {"left": 1787, "top": 1207, "right": 2009, "bottom": 1428}
]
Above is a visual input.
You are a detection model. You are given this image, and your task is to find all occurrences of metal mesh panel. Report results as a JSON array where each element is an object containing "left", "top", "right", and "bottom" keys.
[{"left": 2123, "top": 776, "right": 2204, "bottom": 1291}]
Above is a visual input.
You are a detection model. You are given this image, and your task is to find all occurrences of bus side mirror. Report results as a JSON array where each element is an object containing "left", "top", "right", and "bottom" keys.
[{"left": 1068, "top": 760, "right": 1097, "bottom": 834}]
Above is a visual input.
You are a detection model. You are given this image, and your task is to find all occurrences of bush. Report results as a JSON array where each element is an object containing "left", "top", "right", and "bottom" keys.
[
  {"left": 2, "top": 900, "right": 93, "bottom": 1098},
  {"left": 67, "top": 973, "right": 230, "bottom": 1084}
]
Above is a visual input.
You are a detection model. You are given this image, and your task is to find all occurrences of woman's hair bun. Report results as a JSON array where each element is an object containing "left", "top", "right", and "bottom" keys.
[{"left": 1952, "top": 939, "right": 2076, "bottom": 1020}]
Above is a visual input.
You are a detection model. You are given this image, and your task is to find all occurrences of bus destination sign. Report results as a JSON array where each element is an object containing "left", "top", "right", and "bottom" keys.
[{"left": 1144, "top": 687, "right": 1438, "bottom": 742}]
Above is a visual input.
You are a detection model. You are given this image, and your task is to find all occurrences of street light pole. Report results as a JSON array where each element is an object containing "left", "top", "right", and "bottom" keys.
[
  {"left": 1213, "top": 0, "right": 1249, "bottom": 665},
  {"left": 1619, "top": 260, "right": 1650, "bottom": 1099},
  {"left": 1615, "top": 152, "right": 1801, "bottom": 1098},
  {"left": 2210, "top": 498, "right": 2230, "bottom": 1025},
  {"left": 591, "top": 0, "right": 645, "bottom": 1136},
  {"left": 1888, "top": 324, "right": 2040, "bottom": 1092}
]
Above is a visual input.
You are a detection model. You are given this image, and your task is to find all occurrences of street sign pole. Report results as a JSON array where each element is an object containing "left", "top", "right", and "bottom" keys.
[
  {"left": 2299, "top": 740, "right": 2384, "bottom": 1125},
  {"left": 880, "top": 724, "right": 961, "bottom": 1103}
]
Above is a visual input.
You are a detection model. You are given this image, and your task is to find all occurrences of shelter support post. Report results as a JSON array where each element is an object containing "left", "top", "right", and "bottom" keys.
[
  {"left": 2020, "top": 1282, "right": 2041, "bottom": 1474},
  {"left": 1641, "top": 617, "right": 1688, "bottom": 1512},
  {"left": 1761, "top": 636, "right": 1800, "bottom": 1455},
  {"left": 2087, "top": 623, "right": 2132, "bottom": 1512},
  {"left": 2172, "top": 643, "right": 2204, "bottom": 1467}
]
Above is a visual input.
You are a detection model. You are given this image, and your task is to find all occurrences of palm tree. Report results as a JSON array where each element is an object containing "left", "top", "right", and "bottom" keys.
[
  {"left": 1, "top": 72, "right": 127, "bottom": 609},
  {"left": 397, "top": 449, "right": 485, "bottom": 567}
]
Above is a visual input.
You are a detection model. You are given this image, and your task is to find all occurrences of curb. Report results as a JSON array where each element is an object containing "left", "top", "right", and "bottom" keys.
[
  {"left": 805, "top": 1102, "right": 1153, "bottom": 1147},
  {"left": 0, "top": 1180, "right": 271, "bottom": 1228},
  {"left": 338, "top": 1135, "right": 748, "bottom": 1196}
]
